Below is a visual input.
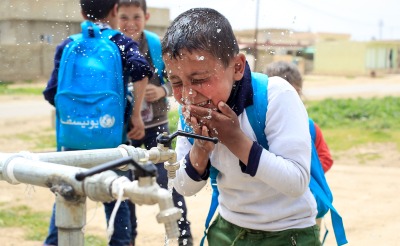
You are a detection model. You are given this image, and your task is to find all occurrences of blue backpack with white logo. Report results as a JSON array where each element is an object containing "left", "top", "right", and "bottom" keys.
[
  {"left": 55, "top": 21, "right": 126, "bottom": 150},
  {"left": 179, "top": 72, "right": 347, "bottom": 246}
]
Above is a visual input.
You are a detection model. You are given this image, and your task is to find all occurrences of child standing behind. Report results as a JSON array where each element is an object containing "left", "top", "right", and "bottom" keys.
[
  {"left": 265, "top": 61, "right": 334, "bottom": 173},
  {"left": 42, "top": 0, "right": 152, "bottom": 245},
  {"left": 117, "top": 1, "right": 193, "bottom": 246},
  {"left": 162, "top": 8, "right": 321, "bottom": 246}
]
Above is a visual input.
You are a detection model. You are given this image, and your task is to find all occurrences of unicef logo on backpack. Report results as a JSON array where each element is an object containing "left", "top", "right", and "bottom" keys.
[{"left": 99, "top": 114, "right": 115, "bottom": 128}]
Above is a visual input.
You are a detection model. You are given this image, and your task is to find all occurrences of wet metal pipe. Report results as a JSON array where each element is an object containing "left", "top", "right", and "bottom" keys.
[{"left": 0, "top": 144, "right": 176, "bottom": 171}]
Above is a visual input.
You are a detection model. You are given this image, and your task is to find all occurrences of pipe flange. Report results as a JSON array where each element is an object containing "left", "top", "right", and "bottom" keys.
[
  {"left": 118, "top": 144, "right": 149, "bottom": 163},
  {"left": 2, "top": 154, "right": 27, "bottom": 184}
]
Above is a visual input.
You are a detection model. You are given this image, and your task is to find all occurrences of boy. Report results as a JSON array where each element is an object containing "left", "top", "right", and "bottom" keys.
[
  {"left": 162, "top": 8, "right": 321, "bottom": 245},
  {"left": 117, "top": 1, "right": 193, "bottom": 245},
  {"left": 42, "top": 0, "right": 152, "bottom": 245}
]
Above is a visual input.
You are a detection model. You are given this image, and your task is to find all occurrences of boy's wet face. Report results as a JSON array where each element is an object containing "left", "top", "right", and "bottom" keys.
[
  {"left": 118, "top": 5, "right": 148, "bottom": 41},
  {"left": 164, "top": 50, "right": 236, "bottom": 110}
]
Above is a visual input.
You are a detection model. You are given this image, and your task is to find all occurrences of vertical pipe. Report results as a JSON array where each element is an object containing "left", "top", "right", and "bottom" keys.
[{"left": 56, "top": 195, "right": 86, "bottom": 246}]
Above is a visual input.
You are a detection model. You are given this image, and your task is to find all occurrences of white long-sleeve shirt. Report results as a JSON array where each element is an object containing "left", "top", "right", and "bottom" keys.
[{"left": 173, "top": 70, "right": 317, "bottom": 231}]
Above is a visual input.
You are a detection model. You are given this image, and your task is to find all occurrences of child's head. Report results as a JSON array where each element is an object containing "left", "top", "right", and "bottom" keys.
[
  {"left": 80, "top": 0, "right": 119, "bottom": 27},
  {"left": 117, "top": 0, "right": 149, "bottom": 41},
  {"left": 162, "top": 8, "right": 239, "bottom": 68},
  {"left": 162, "top": 8, "right": 245, "bottom": 108},
  {"left": 265, "top": 61, "right": 303, "bottom": 95}
]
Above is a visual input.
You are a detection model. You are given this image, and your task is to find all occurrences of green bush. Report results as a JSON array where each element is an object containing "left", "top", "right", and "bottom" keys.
[{"left": 306, "top": 97, "right": 400, "bottom": 130}]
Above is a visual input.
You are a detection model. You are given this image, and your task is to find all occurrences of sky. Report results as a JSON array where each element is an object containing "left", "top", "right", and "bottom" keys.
[{"left": 146, "top": 0, "right": 400, "bottom": 41}]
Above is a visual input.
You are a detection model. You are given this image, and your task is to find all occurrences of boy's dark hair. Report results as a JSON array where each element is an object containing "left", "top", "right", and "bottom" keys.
[
  {"left": 118, "top": 0, "right": 147, "bottom": 13},
  {"left": 265, "top": 61, "right": 303, "bottom": 91},
  {"left": 162, "top": 8, "right": 239, "bottom": 68},
  {"left": 80, "top": 0, "right": 118, "bottom": 20}
]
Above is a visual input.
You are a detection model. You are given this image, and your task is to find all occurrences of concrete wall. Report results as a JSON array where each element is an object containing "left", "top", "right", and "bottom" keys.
[
  {"left": 314, "top": 41, "right": 400, "bottom": 76},
  {"left": 0, "top": 43, "right": 55, "bottom": 81},
  {"left": 0, "top": 0, "right": 81, "bottom": 22},
  {"left": 313, "top": 41, "right": 367, "bottom": 76},
  {"left": 0, "top": 0, "right": 170, "bottom": 81}
]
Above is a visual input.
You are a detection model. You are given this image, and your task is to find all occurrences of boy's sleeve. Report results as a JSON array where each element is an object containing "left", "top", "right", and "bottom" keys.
[
  {"left": 252, "top": 77, "right": 312, "bottom": 197},
  {"left": 314, "top": 123, "right": 334, "bottom": 172},
  {"left": 173, "top": 117, "right": 208, "bottom": 196},
  {"left": 43, "top": 39, "right": 72, "bottom": 106},
  {"left": 116, "top": 35, "right": 153, "bottom": 83}
]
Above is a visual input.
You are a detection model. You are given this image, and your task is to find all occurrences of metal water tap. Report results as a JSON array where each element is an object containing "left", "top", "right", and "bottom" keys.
[
  {"left": 75, "top": 156, "right": 181, "bottom": 239},
  {"left": 155, "top": 130, "right": 219, "bottom": 179}
]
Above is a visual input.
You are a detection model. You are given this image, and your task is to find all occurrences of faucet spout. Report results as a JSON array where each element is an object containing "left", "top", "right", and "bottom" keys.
[{"left": 114, "top": 177, "right": 181, "bottom": 239}]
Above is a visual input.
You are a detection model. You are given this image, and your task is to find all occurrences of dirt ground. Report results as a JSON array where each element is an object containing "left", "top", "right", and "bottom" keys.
[{"left": 0, "top": 74, "right": 400, "bottom": 246}]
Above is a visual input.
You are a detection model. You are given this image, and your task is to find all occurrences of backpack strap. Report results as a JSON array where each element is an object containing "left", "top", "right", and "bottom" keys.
[
  {"left": 81, "top": 20, "right": 101, "bottom": 39},
  {"left": 245, "top": 72, "right": 269, "bottom": 149},
  {"left": 309, "top": 118, "right": 348, "bottom": 245},
  {"left": 309, "top": 118, "right": 317, "bottom": 142},
  {"left": 144, "top": 30, "right": 164, "bottom": 84}
]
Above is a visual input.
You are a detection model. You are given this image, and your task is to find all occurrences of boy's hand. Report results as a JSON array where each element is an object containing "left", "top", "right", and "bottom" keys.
[
  {"left": 187, "top": 101, "right": 241, "bottom": 145},
  {"left": 187, "top": 101, "right": 253, "bottom": 164},
  {"left": 128, "top": 116, "right": 145, "bottom": 140},
  {"left": 145, "top": 84, "right": 165, "bottom": 102},
  {"left": 186, "top": 113, "right": 215, "bottom": 175}
]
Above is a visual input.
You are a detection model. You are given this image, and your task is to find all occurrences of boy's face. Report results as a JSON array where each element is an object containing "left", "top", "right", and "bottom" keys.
[
  {"left": 164, "top": 50, "right": 245, "bottom": 110},
  {"left": 118, "top": 5, "right": 149, "bottom": 41}
]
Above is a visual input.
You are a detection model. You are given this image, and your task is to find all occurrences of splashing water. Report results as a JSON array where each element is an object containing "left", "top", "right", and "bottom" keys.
[
  {"left": 212, "top": 128, "right": 218, "bottom": 135},
  {"left": 204, "top": 108, "right": 212, "bottom": 120}
]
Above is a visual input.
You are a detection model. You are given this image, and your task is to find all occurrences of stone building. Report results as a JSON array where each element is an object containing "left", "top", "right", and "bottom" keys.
[{"left": 0, "top": 0, "right": 169, "bottom": 81}]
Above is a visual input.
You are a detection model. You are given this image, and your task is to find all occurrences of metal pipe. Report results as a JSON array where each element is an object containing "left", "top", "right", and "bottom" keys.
[
  {"left": 0, "top": 154, "right": 181, "bottom": 242},
  {"left": 120, "top": 177, "right": 181, "bottom": 239},
  {"left": 0, "top": 144, "right": 175, "bottom": 171},
  {"left": 56, "top": 195, "right": 86, "bottom": 246}
]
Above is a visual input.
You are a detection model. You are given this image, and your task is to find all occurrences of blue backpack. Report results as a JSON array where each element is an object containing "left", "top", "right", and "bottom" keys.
[
  {"left": 179, "top": 72, "right": 347, "bottom": 246},
  {"left": 144, "top": 30, "right": 164, "bottom": 84},
  {"left": 55, "top": 21, "right": 126, "bottom": 150}
]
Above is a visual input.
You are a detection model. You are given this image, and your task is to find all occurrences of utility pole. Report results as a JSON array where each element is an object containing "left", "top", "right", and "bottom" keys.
[{"left": 253, "top": 0, "right": 260, "bottom": 71}]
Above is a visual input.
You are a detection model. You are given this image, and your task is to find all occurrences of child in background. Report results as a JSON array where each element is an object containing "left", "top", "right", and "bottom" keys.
[
  {"left": 42, "top": 0, "right": 152, "bottom": 245},
  {"left": 265, "top": 61, "right": 334, "bottom": 173},
  {"left": 117, "top": 1, "right": 193, "bottom": 245},
  {"left": 162, "top": 8, "right": 321, "bottom": 245}
]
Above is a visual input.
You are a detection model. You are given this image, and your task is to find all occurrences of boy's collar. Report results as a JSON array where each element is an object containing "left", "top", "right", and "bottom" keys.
[{"left": 226, "top": 62, "right": 253, "bottom": 116}]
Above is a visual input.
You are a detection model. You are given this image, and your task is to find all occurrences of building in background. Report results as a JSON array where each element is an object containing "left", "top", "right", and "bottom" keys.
[
  {"left": 234, "top": 26, "right": 400, "bottom": 76},
  {"left": 1, "top": 0, "right": 399, "bottom": 81},
  {"left": 314, "top": 40, "right": 400, "bottom": 76},
  {"left": 0, "top": 0, "right": 169, "bottom": 81},
  {"left": 234, "top": 28, "right": 351, "bottom": 74}
]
